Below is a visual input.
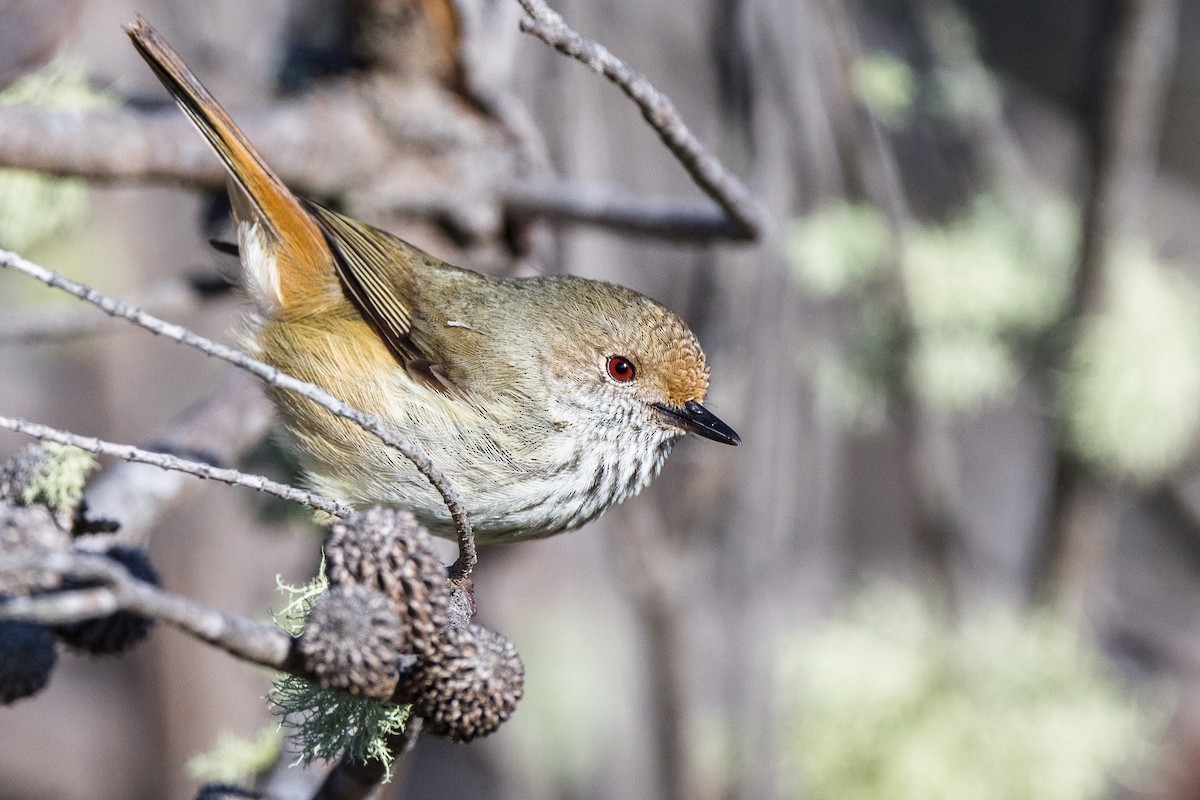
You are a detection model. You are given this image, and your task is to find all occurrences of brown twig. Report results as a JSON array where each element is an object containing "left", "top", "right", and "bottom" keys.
[
  {"left": 0, "top": 415, "right": 350, "bottom": 518},
  {"left": 0, "top": 248, "right": 477, "bottom": 579},
  {"left": 0, "top": 99, "right": 389, "bottom": 196},
  {"left": 514, "top": 0, "right": 768, "bottom": 241}
]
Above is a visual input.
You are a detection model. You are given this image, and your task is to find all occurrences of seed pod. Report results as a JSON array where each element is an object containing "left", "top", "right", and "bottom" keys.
[
  {"left": 0, "top": 619, "right": 57, "bottom": 704},
  {"left": 402, "top": 624, "right": 524, "bottom": 742},
  {"left": 55, "top": 545, "right": 158, "bottom": 655},
  {"left": 298, "top": 584, "right": 406, "bottom": 700},
  {"left": 324, "top": 507, "right": 447, "bottom": 655}
]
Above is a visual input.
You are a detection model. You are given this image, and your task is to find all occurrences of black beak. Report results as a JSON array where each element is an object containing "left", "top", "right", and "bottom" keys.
[{"left": 655, "top": 400, "right": 740, "bottom": 446}]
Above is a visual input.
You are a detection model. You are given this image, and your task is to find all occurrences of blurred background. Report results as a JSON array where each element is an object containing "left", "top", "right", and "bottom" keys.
[{"left": 2, "top": 0, "right": 1199, "bottom": 797}]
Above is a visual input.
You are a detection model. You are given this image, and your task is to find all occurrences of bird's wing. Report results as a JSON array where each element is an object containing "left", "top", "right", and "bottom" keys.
[{"left": 305, "top": 201, "right": 466, "bottom": 397}]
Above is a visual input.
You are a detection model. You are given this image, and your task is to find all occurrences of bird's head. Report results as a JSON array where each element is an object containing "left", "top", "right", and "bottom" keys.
[{"left": 537, "top": 278, "right": 740, "bottom": 447}]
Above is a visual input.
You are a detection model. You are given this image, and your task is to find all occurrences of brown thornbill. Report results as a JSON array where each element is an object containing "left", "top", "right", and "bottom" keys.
[{"left": 124, "top": 18, "right": 739, "bottom": 543}]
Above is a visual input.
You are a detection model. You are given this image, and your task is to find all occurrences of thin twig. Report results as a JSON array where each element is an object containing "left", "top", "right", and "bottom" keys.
[
  {"left": 514, "top": 0, "right": 768, "bottom": 241},
  {"left": 0, "top": 248, "right": 477, "bottom": 579},
  {"left": 0, "top": 415, "right": 350, "bottom": 518}
]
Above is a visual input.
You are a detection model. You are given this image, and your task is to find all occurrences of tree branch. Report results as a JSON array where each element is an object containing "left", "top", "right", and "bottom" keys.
[
  {"left": 0, "top": 96, "right": 392, "bottom": 197},
  {"left": 514, "top": 0, "right": 768, "bottom": 241},
  {"left": 0, "top": 248, "right": 476, "bottom": 579},
  {"left": 0, "top": 549, "right": 294, "bottom": 668},
  {"left": 0, "top": 415, "right": 350, "bottom": 518}
]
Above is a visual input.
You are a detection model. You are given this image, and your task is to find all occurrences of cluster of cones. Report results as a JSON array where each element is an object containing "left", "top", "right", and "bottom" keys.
[{"left": 303, "top": 507, "right": 524, "bottom": 742}]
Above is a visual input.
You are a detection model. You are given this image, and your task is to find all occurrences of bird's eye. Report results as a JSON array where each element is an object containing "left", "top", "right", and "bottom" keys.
[{"left": 607, "top": 355, "right": 637, "bottom": 383}]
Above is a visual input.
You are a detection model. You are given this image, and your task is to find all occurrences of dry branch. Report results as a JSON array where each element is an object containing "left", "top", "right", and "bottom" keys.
[
  {"left": 1034, "top": 0, "right": 1181, "bottom": 603},
  {"left": 0, "top": 549, "right": 295, "bottom": 668}
]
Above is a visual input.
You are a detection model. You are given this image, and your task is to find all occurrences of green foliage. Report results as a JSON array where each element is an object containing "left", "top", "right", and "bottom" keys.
[
  {"left": 0, "top": 59, "right": 115, "bottom": 251},
  {"left": 187, "top": 725, "right": 283, "bottom": 784},
  {"left": 785, "top": 202, "right": 890, "bottom": 299},
  {"left": 268, "top": 566, "right": 410, "bottom": 781},
  {"left": 1063, "top": 245, "right": 1200, "bottom": 481},
  {"left": 776, "top": 585, "right": 1160, "bottom": 800},
  {"left": 853, "top": 53, "right": 916, "bottom": 129},
  {"left": 21, "top": 444, "right": 97, "bottom": 515}
]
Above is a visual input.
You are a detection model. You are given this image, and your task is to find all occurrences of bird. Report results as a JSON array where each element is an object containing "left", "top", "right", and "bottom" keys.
[{"left": 125, "top": 17, "right": 739, "bottom": 544}]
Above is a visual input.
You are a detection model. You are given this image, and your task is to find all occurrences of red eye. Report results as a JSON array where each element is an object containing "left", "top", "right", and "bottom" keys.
[{"left": 607, "top": 355, "right": 637, "bottom": 382}]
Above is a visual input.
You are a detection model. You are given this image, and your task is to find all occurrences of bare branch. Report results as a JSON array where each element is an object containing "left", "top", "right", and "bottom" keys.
[
  {"left": 1033, "top": 0, "right": 1181, "bottom": 603},
  {"left": 515, "top": 0, "right": 768, "bottom": 240},
  {"left": 0, "top": 415, "right": 350, "bottom": 518},
  {"left": 0, "top": 549, "right": 294, "bottom": 668},
  {"left": 0, "top": 248, "right": 476, "bottom": 579}
]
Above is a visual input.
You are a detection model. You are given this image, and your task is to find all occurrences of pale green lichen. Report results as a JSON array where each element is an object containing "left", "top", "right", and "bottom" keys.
[
  {"left": 852, "top": 53, "right": 916, "bottom": 129},
  {"left": 922, "top": 4, "right": 1003, "bottom": 126},
  {"left": 909, "top": 331, "right": 1018, "bottom": 414},
  {"left": 270, "top": 675, "right": 410, "bottom": 780},
  {"left": 0, "top": 59, "right": 115, "bottom": 251},
  {"left": 1063, "top": 244, "right": 1200, "bottom": 481},
  {"left": 785, "top": 202, "right": 891, "bottom": 299},
  {"left": 20, "top": 444, "right": 97, "bottom": 516},
  {"left": 790, "top": 192, "right": 1078, "bottom": 423},
  {"left": 901, "top": 194, "right": 1077, "bottom": 335},
  {"left": 187, "top": 725, "right": 284, "bottom": 785},
  {"left": 268, "top": 565, "right": 409, "bottom": 781},
  {"left": 777, "top": 584, "right": 1161, "bottom": 800}
]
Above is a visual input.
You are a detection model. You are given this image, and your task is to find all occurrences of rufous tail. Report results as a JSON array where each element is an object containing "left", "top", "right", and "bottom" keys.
[{"left": 124, "top": 16, "right": 327, "bottom": 308}]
